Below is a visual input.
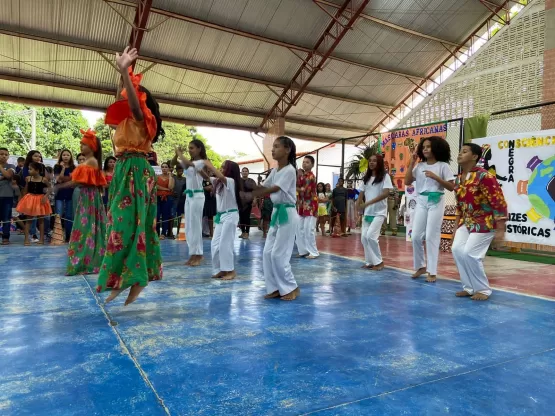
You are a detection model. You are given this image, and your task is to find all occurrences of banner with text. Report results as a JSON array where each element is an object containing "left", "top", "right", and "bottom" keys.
[
  {"left": 380, "top": 122, "right": 448, "bottom": 191},
  {"left": 474, "top": 130, "right": 555, "bottom": 249}
]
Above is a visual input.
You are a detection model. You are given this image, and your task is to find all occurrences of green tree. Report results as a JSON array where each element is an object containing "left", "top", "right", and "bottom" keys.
[
  {"left": 0, "top": 102, "right": 89, "bottom": 158},
  {"left": 93, "top": 117, "right": 116, "bottom": 159},
  {"left": 92, "top": 118, "right": 227, "bottom": 167},
  {"left": 153, "top": 123, "right": 227, "bottom": 168}
]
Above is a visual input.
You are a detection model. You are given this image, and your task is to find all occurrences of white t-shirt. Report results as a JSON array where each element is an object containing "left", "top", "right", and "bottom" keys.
[
  {"left": 210, "top": 177, "right": 238, "bottom": 213},
  {"left": 411, "top": 161, "right": 455, "bottom": 194},
  {"left": 263, "top": 164, "right": 296, "bottom": 205},
  {"left": 185, "top": 160, "right": 205, "bottom": 190},
  {"left": 359, "top": 174, "right": 393, "bottom": 217}
]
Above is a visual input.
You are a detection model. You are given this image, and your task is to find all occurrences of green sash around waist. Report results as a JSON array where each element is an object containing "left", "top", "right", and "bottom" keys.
[
  {"left": 184, "top": 189, "right": 203, "bottom": 198},
  {"left": 214, "top": 209, "right": 238, "bottom": 224},
  {"left": 420, "top": 191, "right": 444, "bottom": 204},
  {"left": 270, "top": 204, "right": 296, "bottom": 227},
  {"left": 364, "top": 215, "right": 375, "bottom": 223}
]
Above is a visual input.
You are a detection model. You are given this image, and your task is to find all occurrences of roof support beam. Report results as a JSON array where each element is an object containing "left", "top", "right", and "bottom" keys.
[
  {"left": 105, "top": 0, "right": 424, "bottom": 80},
  {"left": 356, "top": 0, "right": 523, "bottom": 145},
  {"left": 114, "top": 0, "right": 153, "bottom": 97},
  {"left": 261, "top": 0, "right": 370, "bottom": 131},
  {"left": 0, "top": 73, "right": 369, "bottom": 133},
  {"left": 0, "top": 93, "right": 349, "bottom": 143},
  {"left": 313, "top": 0, "right": 462, "bottom": 48},
  {"left": 0, "top": 29, "right": 392, "bottom": 109}
]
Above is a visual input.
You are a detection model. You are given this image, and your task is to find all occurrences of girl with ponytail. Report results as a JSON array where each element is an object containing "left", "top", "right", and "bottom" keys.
[{"left": 243, "top": 136, "right": 300, "bottom": 301}]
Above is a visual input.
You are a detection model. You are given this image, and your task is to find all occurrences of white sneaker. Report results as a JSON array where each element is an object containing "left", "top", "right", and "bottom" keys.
[{"left": 31, "top": 237, "right": 40, "bottom": 243}]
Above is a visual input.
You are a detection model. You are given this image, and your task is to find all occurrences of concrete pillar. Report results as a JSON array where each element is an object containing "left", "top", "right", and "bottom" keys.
[
  {"left": 262, "top": 117, "right": 284, "bottom": 170},
  {"left": 542, "top": 0, "right": 555, "bottom": 129}
]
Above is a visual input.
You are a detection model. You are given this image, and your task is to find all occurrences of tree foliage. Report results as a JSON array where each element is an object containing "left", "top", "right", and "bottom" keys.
[
  {"left": 0, "top": 101, "right": 228, "bottom": 167},
  {"left": 0, "top": 102, "right": 89, "bottom": 158}
]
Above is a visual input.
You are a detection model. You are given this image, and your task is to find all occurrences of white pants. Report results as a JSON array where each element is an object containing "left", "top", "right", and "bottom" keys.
[
  {"left": 264, "top": 207, "right": 299, "bottom": 296},
  {"left": 295, "top": 215, "right": 319, "bottom": 257},
  {"left": 412, "top": 195, "right": 445, "bottom": 275},
  {"left": 185, "top": 193, "right": 205, "bottom": 256},
  {"left": 361, "top": 216, "right": 385, "bottom": 266},
  {"left": 211, "top": 212, "right": 239, "bottom": 274},
  {"left": 451, "top": 226, "right": 494, "bottom": 296}
]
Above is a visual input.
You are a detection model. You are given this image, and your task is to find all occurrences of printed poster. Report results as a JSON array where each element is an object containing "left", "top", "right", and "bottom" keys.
[{"left": 474, "top": 130, "right": 555, "bottom": 248}]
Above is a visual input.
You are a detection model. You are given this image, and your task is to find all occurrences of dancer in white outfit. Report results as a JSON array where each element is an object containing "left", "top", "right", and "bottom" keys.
[
  {"left": 244, "top": 136, "right": 300, "bottom": 301},
  {"left": 405, "top": 136, "right": 455, "bottom": 282},
  {"left": 452, "top": 143, "right": 507, "bottom": 301},
  {"left": 295, "top": 155, "right": 319, "bottom": 259},
  {"left": 358, "top": 154, "right": 393, "bottom": 271},
  {"left": 176, "top": 140, "right": 210, "bottom": 267},
  {"left": 202, "top": 160, "right": 242, "bottom": 281}
]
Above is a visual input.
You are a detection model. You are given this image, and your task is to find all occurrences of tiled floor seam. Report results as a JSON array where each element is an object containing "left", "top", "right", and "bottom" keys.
[
  {"left": 300, "top": 346, "right": 555, "bottom": 415},
  {"left": 80, "top": 274, "right": 172, "bottom": 416}
]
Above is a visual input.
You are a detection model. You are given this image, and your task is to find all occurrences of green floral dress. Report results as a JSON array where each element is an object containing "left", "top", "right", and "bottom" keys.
[
  {"left": 96, "top": 154, "right": 162, "bottom": 292},
  {"left": 66, "top": 165, "right": 107, "bottom": 276}
]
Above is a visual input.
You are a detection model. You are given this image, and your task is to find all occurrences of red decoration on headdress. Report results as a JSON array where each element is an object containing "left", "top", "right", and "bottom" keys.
[
  {"left": 104, "top": 67, "right": 157, "bottom": 140},
  {"left": 80, "top": 128, "right": 98, "bottom": 152}
]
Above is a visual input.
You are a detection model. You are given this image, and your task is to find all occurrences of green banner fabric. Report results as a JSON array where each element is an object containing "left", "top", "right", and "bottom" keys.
[{"left": 463, "top": 115, "right": 490, "bottom": 142}]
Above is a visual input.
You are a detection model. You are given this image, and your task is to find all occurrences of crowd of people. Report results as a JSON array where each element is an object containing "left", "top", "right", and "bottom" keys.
[{"left": 0, "top": 47, "right": 508, "bottom": 304}]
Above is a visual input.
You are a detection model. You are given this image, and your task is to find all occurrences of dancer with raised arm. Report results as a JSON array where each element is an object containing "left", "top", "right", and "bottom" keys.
[
  {"left": 97, "top": 47, "right": 164, "bottom": 305},
  {"left": 175, "top": 140, "right": 209, "bottom": 266},
  {"left": 204, "top": 160, "right": 242, "bottom": 281},
  {"left": 405, "top": 136, "right": 455, "bottom": 283}
]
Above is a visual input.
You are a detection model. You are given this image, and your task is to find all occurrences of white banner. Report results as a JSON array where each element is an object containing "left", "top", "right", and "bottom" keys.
[{"left": 474, "top": 130, "right": 555, "bottom": 248}]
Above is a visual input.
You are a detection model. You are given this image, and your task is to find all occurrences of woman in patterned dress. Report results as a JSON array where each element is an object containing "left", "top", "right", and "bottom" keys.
[
  {"left": 96, "top": 47, "right": 164, "bottom": 306},
  {"left": 65, "top": 129, "right": 107, "bottom": 276}
]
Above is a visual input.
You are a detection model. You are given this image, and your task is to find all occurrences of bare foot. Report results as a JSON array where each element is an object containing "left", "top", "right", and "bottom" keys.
[
  {"left": 281, "top": 287, "right": 300, "bottom": 301},
  {"left": 412, "top": 267, "right": 426, "bottom": 279},
  {"left": 105, "top": 289, "right": 123, "bottom": 304},
  {"left": 456, "top": 291, "right": 472, "bottom": 297},
  {"left": 191, "top": 256, "right": 204, "bottom": 267},
  {"left": 264, "top": 290, "right": 280, "bottom": 299},
  {"left": 471, "top": 293, "right": 489, "bottom": 301},
  {"left": 221, "top": 271, "right": 236, "bottom": 281},
  {"left": 211, "top": 271, "right": 225, "bottom": 279},
  {"left": 306, "top": 255, "right": 318, "bottom": 259},
  {"left": 125, "top": 285, "right": 144, "bottom": 306},
  {"left": 425, "top": 274, "right": 437, "bottom": 283},
  {"left": 372, "top": 262, "right": 384, "bottom": 271},
  {"left": 185, "top": 257, "right": 193, "bottom": 266}
]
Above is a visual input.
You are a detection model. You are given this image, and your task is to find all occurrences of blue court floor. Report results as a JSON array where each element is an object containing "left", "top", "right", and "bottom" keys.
[{"left": 1, "top": 237, "right": 555, "bottom": 415}]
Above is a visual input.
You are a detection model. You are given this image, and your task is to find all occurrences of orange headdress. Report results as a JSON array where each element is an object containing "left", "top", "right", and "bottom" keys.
[
  {"left": 104, "top": 67, "right": 157, "bottom": 140},
  {"left": 80, "top": 128, "right": 98, "bottom": 152}
]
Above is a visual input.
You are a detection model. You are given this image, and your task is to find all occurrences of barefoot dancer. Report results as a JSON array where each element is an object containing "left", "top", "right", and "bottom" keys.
[
  {"left": 96, "top": 47, "right": 164, "bottom": 306},
  {"left": 205, "top": 160, "right": 242, "bottom": 280},
  {"left": 65, "top": 129, "right": 107, "bottom": 275},
  {"left": 358, "top": 154, "right": 393, "bottom": 271},
  {"left": 452, "top": 143, "right": 507, "bottom": 301},
  {"left": 405, "top": 136, "right": 455, "bottom": 283},
  {"left": 176, "top": 140, "right": 209, "bottom": 266},
  {"left": 176, "top": 139, "right": 208, "bottom": 267},
  {"left": 244, "top": 136, "right": 300, "bottom": 301}
]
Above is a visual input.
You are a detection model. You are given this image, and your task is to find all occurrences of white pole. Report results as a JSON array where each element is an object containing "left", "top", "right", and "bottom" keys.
[{"left": 31, "top": 108, "right": 36, "bottom": 149}]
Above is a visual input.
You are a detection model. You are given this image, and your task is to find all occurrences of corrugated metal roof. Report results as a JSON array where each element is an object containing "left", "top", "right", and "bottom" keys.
[
  {"left": 0, "top": 0, "right": 505, "bottom": 142},
  {"left": 365, "top": 0, "right": 490, "bottom": 44}
]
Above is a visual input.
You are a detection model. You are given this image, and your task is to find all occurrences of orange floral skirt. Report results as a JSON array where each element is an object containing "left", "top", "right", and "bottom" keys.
[{"left": 16, "top": 194, "right": 52, "bottom": 217}]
